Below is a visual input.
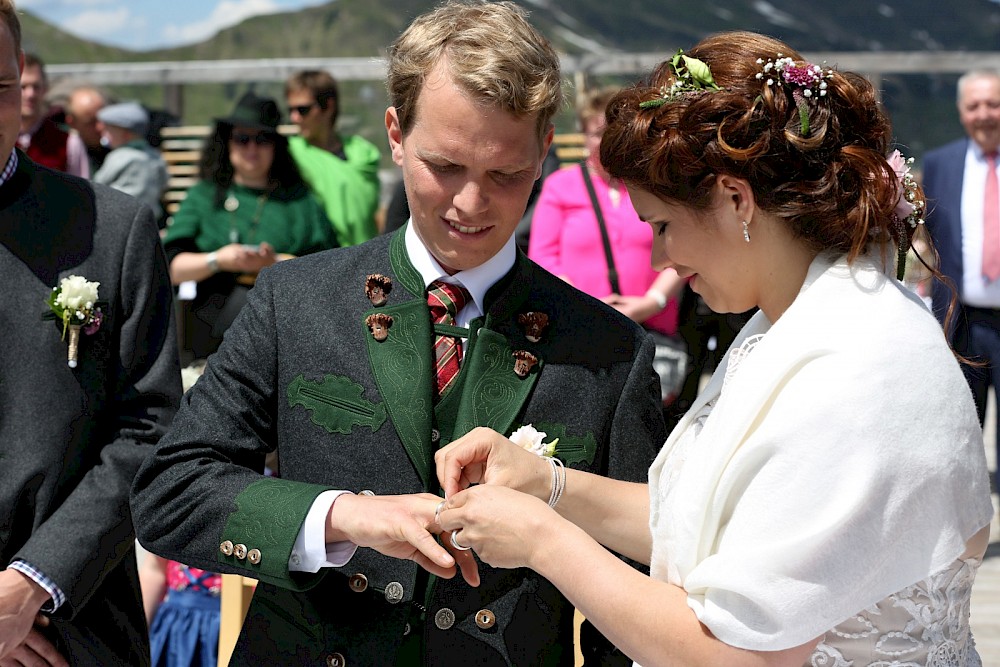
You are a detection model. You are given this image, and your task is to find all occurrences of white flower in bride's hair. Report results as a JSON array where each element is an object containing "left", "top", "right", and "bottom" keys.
[{"left": 509, "top": 424, "right": 558, "bottom": 457}]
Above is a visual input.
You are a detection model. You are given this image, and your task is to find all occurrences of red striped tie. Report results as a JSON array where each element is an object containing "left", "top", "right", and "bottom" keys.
[
  {"left": 984, "top": 153, "right": 1000, "bottom": 283},
  {"left": 427, "top": 280, "right": 471, "bottom": 399}
]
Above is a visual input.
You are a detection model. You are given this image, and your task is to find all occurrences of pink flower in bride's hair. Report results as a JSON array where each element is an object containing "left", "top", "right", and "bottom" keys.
[
  {"left": 887, "top": 149, "right": 924, "bottom": 228},
  {"left": 782, "top": 64, "right": 819, "bottom": 86},
  {"left": 888, "top": 150, "right": 915, "bottom": 219}
]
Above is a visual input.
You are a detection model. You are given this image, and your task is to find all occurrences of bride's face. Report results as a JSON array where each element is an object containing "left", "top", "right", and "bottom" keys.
[{"left": 628, "top": 185, "right": 759, "bottom": 315}]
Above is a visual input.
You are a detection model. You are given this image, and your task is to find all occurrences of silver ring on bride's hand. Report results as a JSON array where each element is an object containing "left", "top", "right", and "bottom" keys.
[
  {"left": 450, "top": 529, "right": 472, "bottom": 551},
  {"left": 434, "top": 500, "right": 446, "bottom": 525}
]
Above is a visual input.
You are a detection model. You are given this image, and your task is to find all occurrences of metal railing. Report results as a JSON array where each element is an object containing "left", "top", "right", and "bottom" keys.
[{"left": 47, "top": 51, "right": 990, "bottom": 117}]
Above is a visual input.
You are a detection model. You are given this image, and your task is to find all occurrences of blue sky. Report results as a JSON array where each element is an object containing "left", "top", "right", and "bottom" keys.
[{"left": 18, "top": 0, "right": 332, "bottom": 51}]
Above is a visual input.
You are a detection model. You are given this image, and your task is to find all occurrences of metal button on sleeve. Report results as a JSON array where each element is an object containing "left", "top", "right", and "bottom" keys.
[
  {"left": 475, "top": 609, "right": 496, "bottom": 630},
  {"left": 384, "top": 581, "right": 404, "bottom": 604},
  {"left": 326, "top": 653, "right": 345, "bottom": 667},
  {"left": 359, "top": 489, "right": 375, "bottom": 496},
  {"left": 219, "top": 540, "right": 234, "bottom": 556},
  {"left": 233, "top": 543, "right": 248, "bottom": 560},
  {"left": 434, "top": 608, "right": 455, "bottom": 630},
  {"left": 348, "top": 573, "right": 368, "bottom": 593},
  {"left": 247, "top": 549, "right": 261, "bottom": 565}
]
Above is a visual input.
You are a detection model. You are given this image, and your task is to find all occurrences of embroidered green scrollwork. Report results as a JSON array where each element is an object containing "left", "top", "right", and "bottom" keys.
[{"left": 287, "top": 374, "right": 387, "bottom": 434}]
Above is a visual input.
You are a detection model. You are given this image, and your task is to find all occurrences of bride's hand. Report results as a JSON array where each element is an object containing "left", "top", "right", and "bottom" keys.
[
  {"left": 438, "top": 485, "right": 556, "bottom": 570},
  {"left": 435, "top": 427, "right": 551, "bottom": 500}
]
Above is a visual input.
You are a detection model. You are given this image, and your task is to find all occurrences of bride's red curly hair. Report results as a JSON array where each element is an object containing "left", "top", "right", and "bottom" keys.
[{"left": 601, "top": 31, "right": 920, "bottom": 263}]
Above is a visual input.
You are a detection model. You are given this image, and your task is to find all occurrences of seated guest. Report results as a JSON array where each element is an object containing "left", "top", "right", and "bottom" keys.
[
  {"left": 435, "top": 30, "right": 993, "bottom": 667},
  {"left": 163, "top": 92, "right": 337, "bottom": 359},
  {"left": 93, "top": 101, "right": 169, "bottom": 222}
]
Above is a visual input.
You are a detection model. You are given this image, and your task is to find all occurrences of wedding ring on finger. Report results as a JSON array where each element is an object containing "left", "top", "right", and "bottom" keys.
[
  {"left": 450, "top": 530, "right": 472, "bottom": 551},
  {"left": 434, "top": 500, "right": 446, "bottom": 526}
]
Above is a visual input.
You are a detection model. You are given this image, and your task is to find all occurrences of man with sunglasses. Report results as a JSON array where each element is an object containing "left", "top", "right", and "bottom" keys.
[{"left": 286, "top": 69, "right": 381, "bottom": 247}]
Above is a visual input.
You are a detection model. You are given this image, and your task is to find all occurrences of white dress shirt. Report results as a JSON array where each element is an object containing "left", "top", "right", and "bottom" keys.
[{"left": 961, "top": 141, "right": 1000, "bottom": 307}]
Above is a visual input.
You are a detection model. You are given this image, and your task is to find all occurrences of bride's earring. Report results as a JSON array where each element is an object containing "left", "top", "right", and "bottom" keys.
[{"left": 742, "top": 220, "right": 750, "bottom": 243}]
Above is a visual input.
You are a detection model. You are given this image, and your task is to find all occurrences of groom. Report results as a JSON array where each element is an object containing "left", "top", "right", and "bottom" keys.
[{"left": 131, "top": 2, "right": 663, "bottom": 665}]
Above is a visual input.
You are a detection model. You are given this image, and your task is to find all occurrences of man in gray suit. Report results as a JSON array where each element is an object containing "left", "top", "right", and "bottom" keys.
[
  {"left": 0, "top": 1, "right": 181, "bottom": 664},
  {"left": 131, "top": 2, "right": 663, "bottom": 665}
]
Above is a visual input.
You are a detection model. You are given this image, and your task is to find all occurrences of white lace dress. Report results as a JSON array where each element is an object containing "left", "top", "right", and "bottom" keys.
[
  {"left": 653, "top": 334, "right": 984, "bottom": 667},
  {"left": 810, "top": 556, "right": 982, "bottom": 666}
]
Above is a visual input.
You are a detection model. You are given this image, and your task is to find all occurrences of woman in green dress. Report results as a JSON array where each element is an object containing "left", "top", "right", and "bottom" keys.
[{"left": 164, "top": 92, "right": 337, "bottom": 359}]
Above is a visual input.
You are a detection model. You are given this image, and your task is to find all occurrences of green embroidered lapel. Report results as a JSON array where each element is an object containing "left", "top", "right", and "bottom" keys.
[
  {"left": 363, "top": 228, "right": 435, "bottom": 488},
  {"left": 453, "top": 323, "right": 541, "bottom": 438},
  {"left": 453, "top": 253, "right": 541, "bottom": 439}
]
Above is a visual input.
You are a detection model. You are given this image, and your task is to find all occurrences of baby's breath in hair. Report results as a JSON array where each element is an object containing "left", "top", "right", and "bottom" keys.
[{"left": 755, "top": 55, "right": 834, "bottom": 135}]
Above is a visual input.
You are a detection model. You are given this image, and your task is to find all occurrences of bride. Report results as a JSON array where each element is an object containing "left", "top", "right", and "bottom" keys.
[{"left": 433, "top": 31, "right": 993, "bottom": 667}]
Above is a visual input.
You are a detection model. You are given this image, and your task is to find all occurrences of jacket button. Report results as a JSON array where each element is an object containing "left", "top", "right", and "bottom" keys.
[
  {"left": 326, "top": 653, "right": 345, "bottom": 667},
  {"left": 233, "top": 543, "right": 248, "bottom": 560},
  {"left": 434, "top": 608, "right": 455, "bottom": 630},
  {"left": 430, "top": 428, "right": 441, "bottom": 444},
  {"left": 384, "top": 581, "right": 404, "bottom": 604},
  {"left": 359, "top": 489, "right": 375, "bottom": 496},
  {"left": 219, "top": 540, "right": 234, "bottom": 556},
  {"left": 247, "top": 549, "right": 261, "bottom": 565},
  {"left": 475, "top": 609, "right": 496, "bottom": 630},
  {"left": 348, "top": 573, "right": 368, "bottom": 593}
]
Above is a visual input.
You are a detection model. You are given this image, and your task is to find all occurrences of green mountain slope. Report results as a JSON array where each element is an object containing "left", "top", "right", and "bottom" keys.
[{"left": 20, "top": 0, "right": 1000, "bottom": 153}]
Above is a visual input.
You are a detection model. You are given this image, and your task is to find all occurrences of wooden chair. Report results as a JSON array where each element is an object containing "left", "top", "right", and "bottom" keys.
[{"left": 217, "top": 574, "right": 257, "bottom": 667}]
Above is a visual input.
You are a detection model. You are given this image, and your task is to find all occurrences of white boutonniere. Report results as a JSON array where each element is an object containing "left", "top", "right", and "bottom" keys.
[
  {"left": 45, "top": 275, "right": 104, "bottom": 368},
  {"left": 509, "top": 424, "right": 559, "bottom": 458}
]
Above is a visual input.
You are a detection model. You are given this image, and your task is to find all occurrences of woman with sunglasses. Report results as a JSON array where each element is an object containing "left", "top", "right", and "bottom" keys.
[{"left": 163, "top": 92, "right": 337, "bottom": 359}]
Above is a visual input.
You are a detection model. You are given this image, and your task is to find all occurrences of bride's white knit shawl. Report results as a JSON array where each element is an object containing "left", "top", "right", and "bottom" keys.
[{"left": 647, "top": 252, "right": 993, "bottom": 651}]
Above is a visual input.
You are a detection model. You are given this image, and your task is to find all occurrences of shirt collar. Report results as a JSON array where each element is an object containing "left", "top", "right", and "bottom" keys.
[
  {"left": 0, "top": 150, "right": 18, "bottom": 187},
  {"left": 970, "top": 139, "right": 998, "bottom": 162},
  {"left": 403, "top": 221, "right": 516, "bottom": 317}
]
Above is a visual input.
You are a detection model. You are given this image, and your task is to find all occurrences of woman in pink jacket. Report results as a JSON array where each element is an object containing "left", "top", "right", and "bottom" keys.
[{"left": 528, "top": 87, "right": 684, "bottom": 337}]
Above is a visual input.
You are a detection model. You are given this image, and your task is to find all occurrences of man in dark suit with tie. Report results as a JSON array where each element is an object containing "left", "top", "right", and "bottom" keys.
[
  {"left": 923, "top": 69, "right": 1000, "bottom": 488},
  {"left": 0, "top": 1, "right": 181, "bottom": 664},
  {"left": 131, "top": 2, "right": 663, "bottom": 665}
]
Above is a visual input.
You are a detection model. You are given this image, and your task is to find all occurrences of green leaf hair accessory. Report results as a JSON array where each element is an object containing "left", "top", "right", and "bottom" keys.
[
  {"left": 640, "top": 49, "right": 721, "bottom": 109},
  {"left": 755, "top": 56, "right": 833, "bottom": 135}
]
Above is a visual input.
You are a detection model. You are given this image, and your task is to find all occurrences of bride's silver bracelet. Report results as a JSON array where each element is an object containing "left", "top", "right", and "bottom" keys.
[{"left": 545, "top": 456, "right": 566, "bottom": 508}]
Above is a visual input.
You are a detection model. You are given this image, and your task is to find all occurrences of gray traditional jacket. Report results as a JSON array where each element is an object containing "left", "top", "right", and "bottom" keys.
[
  {"left": 132, "top": 228, "right": 663, "bottom": 666},
  {"left": 1, "top": 152, "right": 180, "bottom": 665}
]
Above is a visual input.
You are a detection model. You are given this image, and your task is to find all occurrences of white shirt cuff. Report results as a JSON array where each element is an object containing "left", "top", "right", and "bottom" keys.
[{"left": 289, "top": 490, "right": 358, "bottom": 572}]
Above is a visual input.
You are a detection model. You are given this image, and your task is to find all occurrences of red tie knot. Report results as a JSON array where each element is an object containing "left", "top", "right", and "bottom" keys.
[{"left": 427, "top": 280, "right": 471, "bottom": 321}]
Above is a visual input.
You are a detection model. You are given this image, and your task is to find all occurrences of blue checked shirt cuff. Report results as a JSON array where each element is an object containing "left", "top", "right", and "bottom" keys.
[{"left": 8, "top": 560, "right": 65, "bottom": 613}]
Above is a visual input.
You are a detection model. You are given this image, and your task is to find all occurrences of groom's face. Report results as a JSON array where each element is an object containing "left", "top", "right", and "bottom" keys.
[{"left": 386, "top": 58, "right": 551, "bottom": 275}]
